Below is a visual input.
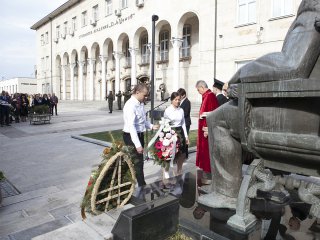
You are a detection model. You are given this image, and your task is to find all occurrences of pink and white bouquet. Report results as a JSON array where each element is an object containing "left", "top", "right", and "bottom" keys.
[{"left": 146, "top": 118, "right": 181, "bottom": 170}]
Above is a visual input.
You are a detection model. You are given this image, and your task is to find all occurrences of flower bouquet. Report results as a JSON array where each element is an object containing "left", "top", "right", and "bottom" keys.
[{"left": 146, "top": 118, "right": 181, "bottom": 170}]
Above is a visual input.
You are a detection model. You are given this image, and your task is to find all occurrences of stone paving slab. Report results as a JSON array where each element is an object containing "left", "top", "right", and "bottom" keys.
[
  {"left": 1, "top": 186, "right": 60, "bottom": 207},
  {"left": 0, "top": 211, "right": 55, "bottom": 237},
  {"left": 84, "top": 213, "right": 116, "bottom": 239},
  {"left": 9, "top": 217, "right": 71, "bottom": 240},
  {"left": 0, "top": 180, "right": 20, "bottom": 198},
  {"left": 32, "top": 221, "right": 105, "bottom": 240}
]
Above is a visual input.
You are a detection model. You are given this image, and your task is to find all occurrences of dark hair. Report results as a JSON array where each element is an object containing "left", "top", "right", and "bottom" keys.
[
  {"left": 132, "top": 83, "right": 148, "bottom": 94},
  {"left": 170, "top": 92, "right": 180, "bottom": 101},
  {"left": 177, "top": 88, "right": 186, "bottom": 96}
]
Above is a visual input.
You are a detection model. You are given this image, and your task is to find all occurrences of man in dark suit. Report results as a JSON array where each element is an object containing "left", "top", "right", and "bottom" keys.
[
  {"left": 178, "top": 88, "right": 191, "bottom": 158},
  {"left": 212, "top": 78, "right": 228, "bottom": 106}
]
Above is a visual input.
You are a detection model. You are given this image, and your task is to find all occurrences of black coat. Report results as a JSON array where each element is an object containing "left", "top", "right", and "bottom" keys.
[
  {"left": 217, "top": 94, "right": 228, "bottom": 106},
  {"left": 180, "top": 98, "right": 191, "bottom": 127}
]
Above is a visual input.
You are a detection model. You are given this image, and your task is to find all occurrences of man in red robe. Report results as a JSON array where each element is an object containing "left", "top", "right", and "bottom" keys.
[{"left": 195, "top": 80, "right": 219, "bottom": 184}]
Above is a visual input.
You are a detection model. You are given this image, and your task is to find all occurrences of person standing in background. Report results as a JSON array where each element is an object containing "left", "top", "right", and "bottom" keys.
[
  {"left": 195, "top": 80, "right": 219, "bottom": 184},
  {"left": 116, "top": 90, "right": 122, "bottom": 110},
  {"left": 51, "top": 93, "right": 58, "bottom": 115},
  {"left": 212, "top": 78, "right": 228, "bottom": 106},
  {"left": 107, "top": 91, "right": 114, "bottom": 113},
  {"left": 177, "top": 88, "right": 191, "bottom": 158}
]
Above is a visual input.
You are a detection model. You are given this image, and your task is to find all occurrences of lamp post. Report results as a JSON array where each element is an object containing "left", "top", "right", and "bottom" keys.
[{"left": 151, "top": 14, "right": 159, "bottom": 123}]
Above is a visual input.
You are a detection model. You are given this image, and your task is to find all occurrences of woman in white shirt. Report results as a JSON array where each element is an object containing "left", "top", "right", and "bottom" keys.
[{"left": 164, "top": 92, "right": 190, "bottom": 176}]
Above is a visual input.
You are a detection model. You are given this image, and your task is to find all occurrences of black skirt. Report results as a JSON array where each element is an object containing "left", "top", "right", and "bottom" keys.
[{"left": 171, "top": 126, "right": 186, "bottom": 155}]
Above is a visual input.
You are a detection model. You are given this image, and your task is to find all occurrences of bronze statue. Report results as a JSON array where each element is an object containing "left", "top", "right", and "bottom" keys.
[{"left": 199, "top": 0, "right": 320, "bottom": 231}]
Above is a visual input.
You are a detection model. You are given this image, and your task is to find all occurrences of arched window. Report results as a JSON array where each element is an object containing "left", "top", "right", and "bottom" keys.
[
  {"left": 159, "top": 31, "right": 169, "bottom": 61},
  {"left": 141, "top": 35, "right": 149, "bottom": 64},
  {"left": 125, "top": 40, "right": 131, "bottom": 67},
  {"left": 181, "top": 24, "right": 191, "bottom": 58}
]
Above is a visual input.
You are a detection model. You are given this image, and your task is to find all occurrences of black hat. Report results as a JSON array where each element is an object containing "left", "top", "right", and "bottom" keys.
[{"left": 213, "top": 78, "right": 224, "bottom": 90}]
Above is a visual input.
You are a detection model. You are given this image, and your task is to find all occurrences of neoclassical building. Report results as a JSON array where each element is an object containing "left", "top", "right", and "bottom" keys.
[{"left": 31, "top": 0, "right": 301, "bottom": 102}]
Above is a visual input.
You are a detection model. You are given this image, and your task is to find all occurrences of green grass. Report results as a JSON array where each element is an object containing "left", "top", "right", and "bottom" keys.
[
  {"left": 82, "top": 129, "right": 198, "bottom": 148},
  {"left": 0, "top": 171, "right": 5, "bottom": 181}
]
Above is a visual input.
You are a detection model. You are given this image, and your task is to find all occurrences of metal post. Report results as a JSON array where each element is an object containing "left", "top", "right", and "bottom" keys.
[
  {"left": 214, "top": 0, "right": 217, "bottom": 79},
  {"left": 151, "top": 15, "right": 159, "bottom": 124}
]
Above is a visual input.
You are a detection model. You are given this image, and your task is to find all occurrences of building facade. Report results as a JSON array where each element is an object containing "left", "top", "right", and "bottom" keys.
[
  {"left": 0, "top": 78, "right": 38, "bottom": 95},
  {"left": 31, "top": 0, "right": 301, "bottom": 102}
]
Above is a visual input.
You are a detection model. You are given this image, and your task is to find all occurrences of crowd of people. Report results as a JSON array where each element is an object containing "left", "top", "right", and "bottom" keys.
[{"left": 0, "top": 91, "right": 58, "bottom": 127}]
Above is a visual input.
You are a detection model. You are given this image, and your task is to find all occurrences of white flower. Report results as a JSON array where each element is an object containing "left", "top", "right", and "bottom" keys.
[
  {"left": 162, "top": 139, "right": 170, "bottom": 146},
  {"left": 159, "top": 132, "right": 164, "bottom": 138},
  {"left": 171, "top": 130, "right": 175, "bottom": 134},
  {"left": 166, "top": 133, "right": 172, "bottom": 139}
]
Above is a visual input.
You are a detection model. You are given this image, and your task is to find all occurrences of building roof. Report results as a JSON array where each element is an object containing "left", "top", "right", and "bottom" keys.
[{"left": 30, "top": 0, "right": 83, "bottom": 30}]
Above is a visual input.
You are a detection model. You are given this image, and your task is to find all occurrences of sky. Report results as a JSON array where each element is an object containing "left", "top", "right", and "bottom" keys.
[{"left": 0, "top": 0, "right": 66, "bottom": 80}]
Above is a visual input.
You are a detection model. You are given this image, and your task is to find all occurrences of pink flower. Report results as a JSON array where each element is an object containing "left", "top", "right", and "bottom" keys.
[
  {"left": 171, "top": 130, "right": 175, "bottom": 134},
  {"left": 155, "top": 141, "right": 163, "bottom": 149},
  {"left": 161, "top": 146, "right": 166, "bottom": 152},
  {"left": 165, "top": 133, "right": 172, "bottom": 139},
  {"left": 159, "top": 137, "right": 164, "bottom": 142},
  {"left": 159, "top": 132, "right": 164, "bottom": 138}
]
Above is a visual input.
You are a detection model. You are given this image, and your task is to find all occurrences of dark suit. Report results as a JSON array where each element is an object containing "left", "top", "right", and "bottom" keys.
[
  {"left": 216, "top": 94, "right": 228, "bottom": 106},
  {"left": 180, "top": 97, "right": 191, "bottom": 157}
]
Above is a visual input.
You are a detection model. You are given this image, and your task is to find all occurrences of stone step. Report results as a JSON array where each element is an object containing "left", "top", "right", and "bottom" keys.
[
  {"left": 31, "top": 204, "right": 135, "bottom": 240},
  {"left": 32, "top": 221, "right": 105, "bottom": 240},
  {"left": 0, "top": 188, "right": 82, "bottom": 218},
  {"left": 9, "top": 217, "right": 71, "bottom": 240},
  {"left": 1, "top": 186, "right": 60, "bottom": 207},
  {"left": 0, "top": 211, "right": 54, "bottom": 237}
]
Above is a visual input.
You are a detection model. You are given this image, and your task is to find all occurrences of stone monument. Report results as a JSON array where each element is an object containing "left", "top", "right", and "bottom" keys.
[{"left": 199, "top": 0, "right": 320, "bottom": 232}]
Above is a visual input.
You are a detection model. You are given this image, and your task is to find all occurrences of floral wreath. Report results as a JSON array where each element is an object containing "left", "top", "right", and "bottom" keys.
[{"left": 145, "top": 117, "right": 181, "bottom": 170}]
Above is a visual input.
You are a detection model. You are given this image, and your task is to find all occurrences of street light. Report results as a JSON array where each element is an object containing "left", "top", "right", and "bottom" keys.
[{"left": 150, "top": 14, "right": 159, "bottom": 123}]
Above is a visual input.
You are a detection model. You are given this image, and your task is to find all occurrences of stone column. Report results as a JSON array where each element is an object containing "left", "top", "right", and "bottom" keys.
[
  {"left": 78, "top": 61, "right": 85, "bottom": 101},
  {"left": 129, "top": 48, "right": 137, "bottom": 86},
  {"left": 171, "top": 37, "right": 183, "bottom": 91},
  {"left": 99, "top": 55, "right": 107, "bottom": 100},
  {"left": 62, "top": 65, "right": 68, "bottom": 100},
  {"left": 87, "top": 58, "right": 95, "bottom": 101},
  {"left": 70, "top": 63, "right": 76, "bottom": 100},
  {"left": 113, "top": 52, "right": 121, "bottom": 93}
]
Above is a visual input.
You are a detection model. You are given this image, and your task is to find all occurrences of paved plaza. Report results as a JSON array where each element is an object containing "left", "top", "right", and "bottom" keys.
[{"left": 0, "top": 101, "right": 200, "bottom": 240}]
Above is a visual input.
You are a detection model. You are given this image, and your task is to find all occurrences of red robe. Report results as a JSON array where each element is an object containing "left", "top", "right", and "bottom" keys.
[{"left": 196, "top": 89, "right": 219, "bottom": 173}]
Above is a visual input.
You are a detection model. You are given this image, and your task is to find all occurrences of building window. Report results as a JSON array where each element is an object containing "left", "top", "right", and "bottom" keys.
[
  {"left": 63, "top": 21, "right": 68, "bottom": 38},
  {"left": 238, "top": 0, "right": 256, "bottom": 25},
  {"left": 56, "top": 25, "right": 60, "bottom": 38},
  {"left": 125, "top": 41, "right": 131, "bottom": 67},
  {"left": 46, "top": 56, "right": 49, "bottom": 70},
  {"left": 121, "top": 0, "right": 128, "bottom": 9},
  {"left": 159, "top": 31, "right": 169, "bottom": 61},
  {"left": 141, "top": 35, "right": 149, "bottom": 64},
  {"left": 45, "top": 32, "right": 49, "bottom": 44},
  {"left": 41, "top": 57, "right": 45, "bottom": 72},
  {"left": 82, "top": 11, "right": 88, "bottom": 27},
  {"left": 92, "top": 5, "right": 99, "bottom": 22},
  {"left": 72, "top": 17, "right": 77, "bottom": 31},
  {"left": 105, "top": 0, "right": 112, "bottom": 16},
  {"left": 181, "top": 25, "right": 191, "bottom": 58},
  {"left": 272, "top": 0, "right": 293, "bottom": 18},
  {"left": 41, "top": 34, "right": 44, "bottom": 46}
]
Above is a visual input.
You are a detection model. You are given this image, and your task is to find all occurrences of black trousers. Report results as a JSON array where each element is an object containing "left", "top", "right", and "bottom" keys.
[
  {"left": 186, "top": 125, "right": 190, "bottom": 158},
  {"left": 123, "top": 132, "right": 146, "bottom": 186},
  {"left": 0, "top": 106, "right": 10, "bottom": 125}
]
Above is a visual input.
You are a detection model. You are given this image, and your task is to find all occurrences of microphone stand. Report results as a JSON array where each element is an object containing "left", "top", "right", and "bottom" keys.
[{"left": 145, "top": 98, "right": 169, "bottom": 159}]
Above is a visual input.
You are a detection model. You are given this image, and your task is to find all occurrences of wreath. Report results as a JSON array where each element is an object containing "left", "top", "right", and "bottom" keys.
[{"left": 81, "top": 141, "right": 136, "bottom": 219}]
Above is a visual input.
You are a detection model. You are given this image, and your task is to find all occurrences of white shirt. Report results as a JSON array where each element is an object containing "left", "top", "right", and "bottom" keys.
[
  {"left": 123, "top": 96, "right": 153, "bottom": 148},
  {"left": 164, "top": 105, "right": 188, "bottom": 138}
]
